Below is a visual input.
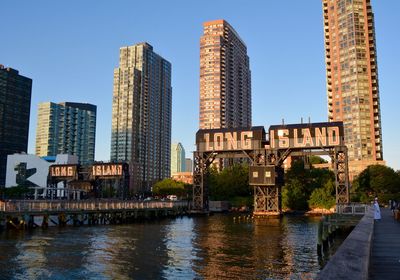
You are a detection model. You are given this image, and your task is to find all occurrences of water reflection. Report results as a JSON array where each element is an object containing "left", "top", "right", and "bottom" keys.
[
  {"left": 162, "top": 218, "right": 196, "bottom": 279},
  {"left": 14, "top": 235, "right": 52, "bottom": 279},
  {"left": 0, "top": 215, "right": 324, "bottom": 279},
  {"left": 280, "top": 216, "right": 320, "bottom": 279},
  {"left": 189, "top": 215, "right": 320, "bottom": 279}
]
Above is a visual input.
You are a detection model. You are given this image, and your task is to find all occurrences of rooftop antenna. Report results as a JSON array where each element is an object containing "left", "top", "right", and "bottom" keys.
[
  {"left": 282, "top": 118, "right": 285, "bottom": 125},
  {"left": 301, "top": 117, "right": 303, "bottom": 124}
]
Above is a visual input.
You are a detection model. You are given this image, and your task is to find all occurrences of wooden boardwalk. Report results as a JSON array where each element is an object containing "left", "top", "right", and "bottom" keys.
[{"left": 369, "top": 207, "right": 400, "bottom": 280}]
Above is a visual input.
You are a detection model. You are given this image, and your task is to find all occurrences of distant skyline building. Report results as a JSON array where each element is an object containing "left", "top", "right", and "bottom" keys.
[
  {"left": 185, "top": 158, "right": 193, "bottom": 173},
  {"left": 35, "top": 102, "right": 97, "bottom": 165},
  {"left": 0, "top": 65, "right": 32, "bottom": 187},
  {"left": 110, "top": 42, "right": 172, "bottom": 193},
  {"left": 199, "top": 19, "right": 251, "bottom": 130},
  {"left": 171, "top": 143, "right": 185, "bottom": 174},
  {"left": 322, "top": 0, "right": 384, "bottom": 177}
]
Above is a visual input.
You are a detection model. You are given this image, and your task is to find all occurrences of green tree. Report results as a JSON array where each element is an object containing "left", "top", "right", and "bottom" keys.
[
  {"left": 308, "top": 179, "right": 336, "bottom": 209},
  {"left": 352, "top": 165, "right": 400, "bottom": 202},
  {"left": 282, "top": 159, "right": 335, "bottom": 211},
  {"left": 309, "top": 156, "right": 328, "bottom": 164},
  {"left": 309, "top": 167, "right": 335, "bottom": 191},
  {"left": 208, "top": 163, "right": 251, "bottom": 206},
  {"left": 153, "top": 178, "right": 186, "bottom": 197},
  {"left": 282, "top": 178, "right": 309, "bottom": 210}
]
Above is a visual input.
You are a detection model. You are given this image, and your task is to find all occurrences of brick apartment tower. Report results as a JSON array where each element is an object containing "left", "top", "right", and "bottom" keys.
[
  {"left": 199, "top": 20, "right": 251, "bottom": 130},
  {"left": 322, "top": 0, "right": 384, "bottom": 178}
]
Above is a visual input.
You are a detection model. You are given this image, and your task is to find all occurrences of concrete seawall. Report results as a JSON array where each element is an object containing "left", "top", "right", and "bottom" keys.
[{"left": 316, "top": 207, "right": 374, "bottom": 280}]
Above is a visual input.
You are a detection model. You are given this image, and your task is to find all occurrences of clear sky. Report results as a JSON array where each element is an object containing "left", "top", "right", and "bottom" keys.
[{"left": 1, "top": 0, "right": 399, "bottom": 171}]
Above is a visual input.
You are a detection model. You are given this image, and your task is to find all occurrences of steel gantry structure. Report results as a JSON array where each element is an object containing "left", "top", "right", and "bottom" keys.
[{"left": 192, "top": 122, "right": 350, "bottom": 216}]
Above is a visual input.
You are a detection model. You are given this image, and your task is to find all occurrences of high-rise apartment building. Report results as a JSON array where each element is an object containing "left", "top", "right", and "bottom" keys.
[
  {"left": 35, "top": 102, "right": 96, "bottom": 165},
  {"left": 199, "top": 20, "right": 251, "bottom": 130},
  {"left": 110, "top": 43, "right": 172, "bottom": 193},
  {"left": 0, "top": 65, "right": 32, "bottom": 187},
  {"left": 322, "top": 0, "right": 383, "bottom": 177},
  {"left": 185, "top": 158, "right": 193, "bottom": 173},
  {"left": 171, "top": 143, "right": 185, "bottom": 174}
]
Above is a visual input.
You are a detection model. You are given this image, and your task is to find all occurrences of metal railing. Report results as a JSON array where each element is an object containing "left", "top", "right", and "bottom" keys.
[
  {"left": 336, "top": 203, "right": 370, "bottom": 215},
  {"left": 0, "top": 200, "right": 187, "bottom": 213}
]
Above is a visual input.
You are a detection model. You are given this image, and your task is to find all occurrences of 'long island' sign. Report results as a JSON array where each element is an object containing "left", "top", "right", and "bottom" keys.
[
  {"left": 49, "top": 165, "right": 78, "bottom": 179},
  {"left": 91, "top": 163, "right": 126, "bottom": 178},
  {"left": 195, "top": 122, "right": 344, "bottom": 153},
  {"left": 268, "top": 122, "right": 344, "bottom": 149},
  {"left": 196, "top": 126, "right": 266, "bottom": 152}
]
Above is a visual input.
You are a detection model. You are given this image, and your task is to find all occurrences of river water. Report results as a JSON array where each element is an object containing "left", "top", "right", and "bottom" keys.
[{"left": 0, "top": 214, "right": 330, "bottom": 280}]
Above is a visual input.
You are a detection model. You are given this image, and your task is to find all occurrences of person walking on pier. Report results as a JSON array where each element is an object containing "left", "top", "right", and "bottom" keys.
[
  {"left": 390, "top": 199, "right": 397, "bottom": 216},
  {"left": 373, "top": 197, "right": 381, "bottom": 221}
]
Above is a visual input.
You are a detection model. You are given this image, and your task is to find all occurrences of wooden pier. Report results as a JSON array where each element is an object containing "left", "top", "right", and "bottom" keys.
[{"left": 0, "top": 200, "right": 189, "bottom": 230}]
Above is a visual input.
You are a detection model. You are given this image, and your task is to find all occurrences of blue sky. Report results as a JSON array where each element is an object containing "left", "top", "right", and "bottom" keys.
[{"left": 1, "top": 0, "right": 399, "bottom": 171}]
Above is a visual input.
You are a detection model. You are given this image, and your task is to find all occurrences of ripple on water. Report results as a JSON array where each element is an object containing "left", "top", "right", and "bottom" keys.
[{"left": 0, "top": 214, "right": 333, "bottom": 279}]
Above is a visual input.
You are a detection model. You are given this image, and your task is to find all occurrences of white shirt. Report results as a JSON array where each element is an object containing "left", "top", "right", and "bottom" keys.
[{"left": 374, "top": 201, "right": 381, "bottom": 220}]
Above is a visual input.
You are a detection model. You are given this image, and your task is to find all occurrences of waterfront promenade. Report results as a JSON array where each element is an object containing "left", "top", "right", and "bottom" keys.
[
  {"left": 317, "top": 206, "right": 400, "bottom": 279},
  {"left": 369, "top": 207, "right": 400, "bottom": 280}
]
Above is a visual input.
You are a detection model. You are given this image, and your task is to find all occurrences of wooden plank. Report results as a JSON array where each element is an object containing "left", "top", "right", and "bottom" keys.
[{"left": 369, "top": 208, "right": 400, "bottom": 280}]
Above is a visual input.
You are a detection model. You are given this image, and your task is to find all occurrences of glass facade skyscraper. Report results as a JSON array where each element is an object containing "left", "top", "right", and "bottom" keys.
[
  {"left": 322, "top": 0, "right": 384, "bottom": 178},
  {"left": 0, "top": 65, "right": 32, "bottom": 187},
  {"left": 35, "top": 102, "right": 96, "bottom": 165},
  {"left": 110, "top": 43, "right": 172, "bottom": 193},
  {"left": 171, "top": 143, "right": 185, "bottom": 174}
]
